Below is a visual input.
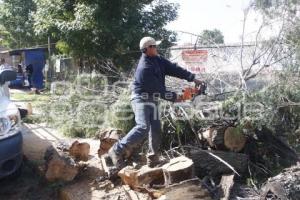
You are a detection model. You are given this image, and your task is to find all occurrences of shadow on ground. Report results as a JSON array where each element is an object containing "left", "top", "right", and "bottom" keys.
[
  {"left": 0, "top": 158, "right": 59, "bottom": 200},
  {"left": 0, "top": 123, "right": 63, "bottom": 200}
]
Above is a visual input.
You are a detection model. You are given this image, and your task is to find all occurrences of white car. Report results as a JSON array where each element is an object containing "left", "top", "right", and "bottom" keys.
[{"left": 0, "top": 70, "right": 23, "bottom": 178}]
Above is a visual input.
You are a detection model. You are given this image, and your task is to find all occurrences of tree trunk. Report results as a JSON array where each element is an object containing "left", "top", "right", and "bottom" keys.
[{"left": 188, "top": 150, "right": 248, "bottom": 177}]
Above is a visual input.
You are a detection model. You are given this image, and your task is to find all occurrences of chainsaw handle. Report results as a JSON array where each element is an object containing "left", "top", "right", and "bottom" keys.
[{"left": 195, "top": 81, "right": 207, "bottom": 95}]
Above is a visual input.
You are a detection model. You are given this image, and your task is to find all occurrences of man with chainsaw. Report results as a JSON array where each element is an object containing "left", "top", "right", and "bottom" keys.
[{"left": 108, "top": 36, "right": 203, "bottom": 168}]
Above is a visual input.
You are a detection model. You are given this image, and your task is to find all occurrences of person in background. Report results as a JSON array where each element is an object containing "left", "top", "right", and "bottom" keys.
[
  {"left": 0, "top": 58, "right": 12, "bottom": 98},
  {"left": 0, "top": 58, "right": 10, "bottom": 70},
  {"left": 17, "top": 64, "right": 23, "bottom": 74},
  {"left": 25, "top": 64, "right": 33, "bottom": 89}
]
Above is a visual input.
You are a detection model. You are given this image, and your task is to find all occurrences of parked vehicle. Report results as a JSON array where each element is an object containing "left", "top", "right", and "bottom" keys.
[{"left": 0, "top": 70, "right": 23, "bottom": 178}]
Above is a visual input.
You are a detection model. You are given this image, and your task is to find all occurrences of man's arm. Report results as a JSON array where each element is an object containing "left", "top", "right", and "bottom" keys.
[{"left": 161, "top": 57, "right": 195, "bottom": 82}]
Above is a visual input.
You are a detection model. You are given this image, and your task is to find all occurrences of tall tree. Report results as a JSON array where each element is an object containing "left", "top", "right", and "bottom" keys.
[
  {"left": 198, "top": 29, "right": 224, "bottom": 46},
  {"left": 0, "top": 0, "right": 44, "bottom": 48},
  {"left": 32, "top": 0, "right": 178, "bottom": 70},
  {"left": 255, "top": 0, "right": 300, "bottom": 68}
]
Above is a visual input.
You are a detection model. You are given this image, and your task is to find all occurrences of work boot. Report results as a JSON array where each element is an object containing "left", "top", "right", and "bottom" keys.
[
  {"left": 147, "top": 154, "right": 167, "bottom": 168},
  {"left": 107, "top": 147, "right": 125, "bottom": 169}
]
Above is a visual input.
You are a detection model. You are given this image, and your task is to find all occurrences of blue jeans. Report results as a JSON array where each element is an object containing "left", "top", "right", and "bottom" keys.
[{"left": 114, "top": 98, "right": 161, "bottom": 157}]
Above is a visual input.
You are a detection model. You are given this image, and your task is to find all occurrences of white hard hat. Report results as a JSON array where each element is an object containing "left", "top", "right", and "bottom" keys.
[{"left": 139, "top": 37, "right": 161, "bottom": 50}]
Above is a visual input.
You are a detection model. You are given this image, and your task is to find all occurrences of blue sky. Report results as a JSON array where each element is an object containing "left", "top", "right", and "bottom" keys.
[{"left": 166, "top": 0, "right": 262, "bottom": 44}]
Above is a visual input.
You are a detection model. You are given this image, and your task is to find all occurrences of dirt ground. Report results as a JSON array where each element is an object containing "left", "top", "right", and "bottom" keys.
[{"left": 0, "top": 159, "right": 58, "bottom": 200}]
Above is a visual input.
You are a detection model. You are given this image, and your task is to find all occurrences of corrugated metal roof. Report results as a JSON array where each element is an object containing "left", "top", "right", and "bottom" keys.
[{"left": 0, "top": 47, "right": 47, "bottom": 55}]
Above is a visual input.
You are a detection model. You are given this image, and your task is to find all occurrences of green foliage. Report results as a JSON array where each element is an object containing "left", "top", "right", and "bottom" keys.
[
  {"left": 35, "top": 74, "right": 135, "bottom": 138},
  {"left": 0, "top": 25, "right": 13, "bottom": 47},
  {"left": 0, "top": 0, "right": 45, "bottom": 48},
  {"left": 35, "top": 73, "right": 110, "bottom": 138},
  {"left": 39, "top": 92, "right": 107, "bottom": 138},
  {"left": 198, "top": 29, "right": 224, "bottom": 46},
  {"left": 105, "top": 90, "right": 135, "bottom": 134},
  {"left": 223, "top": 72, "right": 300, "bottom": 142},
  {"left": 55, "top": 40, "right": 71, "bottom": 55},
  {"left": 160, "top": 102, "right": 199, "bottom": 148},
  {"left": 32, "top": 0, "right": 178, "bottom": 70}
]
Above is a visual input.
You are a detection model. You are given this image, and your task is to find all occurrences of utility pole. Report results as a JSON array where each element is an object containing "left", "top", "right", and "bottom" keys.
[{"left": 47, "top": 36, "right": 52, "bottom": 83}]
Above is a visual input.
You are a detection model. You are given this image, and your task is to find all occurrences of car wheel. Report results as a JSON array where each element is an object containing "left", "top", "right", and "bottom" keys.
[{"left": 4, "top": 159, "right": 23, "bottom": 181}]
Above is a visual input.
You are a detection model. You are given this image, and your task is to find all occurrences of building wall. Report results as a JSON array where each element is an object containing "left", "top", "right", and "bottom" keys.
[{"left": 0, "top": 52, "right": 13, "bottom": 66}]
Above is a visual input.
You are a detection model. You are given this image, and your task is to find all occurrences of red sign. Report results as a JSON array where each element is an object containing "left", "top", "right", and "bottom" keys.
[
  {"left": 181, "top": 50, "right": 208, "bottom": 73},
  {"left": 182, "top": 50, "right": 208, "bottom": 62}
]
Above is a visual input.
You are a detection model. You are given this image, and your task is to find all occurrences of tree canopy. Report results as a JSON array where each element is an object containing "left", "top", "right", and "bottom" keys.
[
  {"left": 198, "top": 29, "right": 224, "bottom": 46},
  {"left": 35, "top": 0, "right": 177, "bottom": 67},
  {"left": 0, "top": 0, "right": 44, "bottom": 48},
  {"left": 0, "top": 0, "right": 178, "bottom": 70},
  {"left": 255, "top": 0, "right": 300, "bottom": 67}
]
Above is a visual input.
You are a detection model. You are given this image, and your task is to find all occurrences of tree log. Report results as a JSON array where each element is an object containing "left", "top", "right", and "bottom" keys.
[
  {"left": 69, "top": 141, "right": 90, "bottom": 161},
  {"left": 260, "top": 164, "right": 300, "bottom": 200},
  {"left": 97, "top": 128, "right": 124, "bottom": 157},
  {"left": 162, "top": 156, "right": 194, "bottom": 185},
  {"left": 44, "top": 146, "right": 79, "bottom": 182},
  {"left": 118, "top": 165, "right": 164, "bottom": 188},
  {"left": 256, "top": 127, "right": 299, "bottom": 162},
  {"left": 189, "top": 150, "right": 248, "bottom": 177}
]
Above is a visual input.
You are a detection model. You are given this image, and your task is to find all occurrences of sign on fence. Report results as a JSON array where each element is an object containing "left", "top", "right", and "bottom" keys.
[{"left": 181, "top": 50, "right": 208, "bottom": 73}]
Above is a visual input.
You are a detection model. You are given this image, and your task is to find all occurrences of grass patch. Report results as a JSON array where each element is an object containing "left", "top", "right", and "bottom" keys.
[{"left": 10, "top": 91, "right": 51, "bottom": 107}]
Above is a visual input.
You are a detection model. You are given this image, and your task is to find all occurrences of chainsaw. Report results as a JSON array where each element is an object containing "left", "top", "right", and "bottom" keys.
[{"left": 179, "top": 82, "right": 207, "bottom": 102}]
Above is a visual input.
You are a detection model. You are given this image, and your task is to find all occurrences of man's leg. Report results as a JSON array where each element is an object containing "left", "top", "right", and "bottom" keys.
[
  {"left": 147, "top": 102, "right": 162, "bottom": 167},
  {"left": 109, "top": 100, "right": 154, "bottom": 167},
  {"left": 28, "top": 75, "right": 32, "bottom": 88}
]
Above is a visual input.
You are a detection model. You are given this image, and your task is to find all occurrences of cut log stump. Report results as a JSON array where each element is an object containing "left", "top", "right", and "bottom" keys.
[
  {"left": 118, "top": 165, "right": 164, "bottom": 188},
  {"left": 118, "top": 156, "right": 194, "bottom": 188},
  {"left": 224, "top": 127, "right": 246, "bottom": 152},
  {"left": 162, "top": 156, "right": 194, "bottom": 185},
  {"left": 189, "top": 150, "right": 248, "bottom": 177},
  {"left": 44, "top": 146, "right": 79, "bottom": 182},
  {"left": 69, "top": 141, "right": 90, "bottom": 161}
]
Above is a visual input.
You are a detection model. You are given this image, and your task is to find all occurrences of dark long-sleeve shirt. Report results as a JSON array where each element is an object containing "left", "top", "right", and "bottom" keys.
[{"left": 132, "top": 54, "right": 195, "bottom": 102}]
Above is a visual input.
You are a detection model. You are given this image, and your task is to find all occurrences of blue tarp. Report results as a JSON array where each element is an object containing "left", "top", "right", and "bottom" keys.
[{"left": 24, "top": 49, "right": 45, "bottom": 89}]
